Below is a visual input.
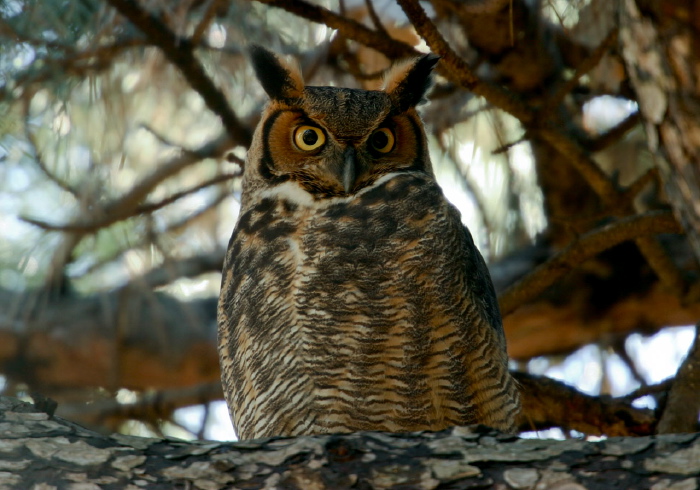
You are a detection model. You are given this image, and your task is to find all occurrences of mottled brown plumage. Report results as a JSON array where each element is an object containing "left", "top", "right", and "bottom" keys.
[{"left": 218, "top": 46, "right": 520, "bottom": 440}]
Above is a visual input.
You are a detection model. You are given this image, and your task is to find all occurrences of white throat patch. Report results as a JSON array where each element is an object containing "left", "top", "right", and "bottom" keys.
[{"left": 259, "top": 172, "right": 412, "bottom": 208}]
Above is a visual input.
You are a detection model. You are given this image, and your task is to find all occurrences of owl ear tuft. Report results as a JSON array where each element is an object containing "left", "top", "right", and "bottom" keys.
[
  {"left": 249, "top": 45, "right": 304, "bottom": 101},
  {"left": 384, "top": 54, "right": 440, "bottom": 112}
]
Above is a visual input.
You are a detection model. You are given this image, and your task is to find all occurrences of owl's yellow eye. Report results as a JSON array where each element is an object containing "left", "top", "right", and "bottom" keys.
[
  {"left": 369, "top": 128, "right": 394, "bottom": 153},
  {"left": 293, "top": 125, "right": 326, "bottom": 151}
]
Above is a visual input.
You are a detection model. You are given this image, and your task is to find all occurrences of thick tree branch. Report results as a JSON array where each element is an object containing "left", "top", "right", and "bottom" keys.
[
  {"left": 657, "top": 325, "right": 700, "bottom": 434},
  {"left": 396, "top": 0, "right": 533, "bottom": 121},
  {"left": 2, "top": 396, "right": 699, "bottom": 489},
  {"left": 514, "top": 372, "right": 657, "bottom": 436}
]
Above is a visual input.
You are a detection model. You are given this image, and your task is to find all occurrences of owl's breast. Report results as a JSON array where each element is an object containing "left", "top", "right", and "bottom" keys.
[
  {"left": 222, "top": 172, "right": 511, "bottom": 437},
  {"left": 288, "top": 173, "right": 475, "bottom": 433}
]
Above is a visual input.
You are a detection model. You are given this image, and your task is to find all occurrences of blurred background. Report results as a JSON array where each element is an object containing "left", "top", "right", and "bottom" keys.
[{"left": 0, "top": 0, "right": 697, "bottom": 441}]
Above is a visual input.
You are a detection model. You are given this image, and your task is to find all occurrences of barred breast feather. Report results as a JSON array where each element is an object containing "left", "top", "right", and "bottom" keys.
[{"left": 218, "top": 172, "right": 519, "bottom": 439}]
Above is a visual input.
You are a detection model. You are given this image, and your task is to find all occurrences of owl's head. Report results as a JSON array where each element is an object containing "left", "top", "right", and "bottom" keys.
[{"left": 243, "top": 45, "right": 439, "bottom": 201}]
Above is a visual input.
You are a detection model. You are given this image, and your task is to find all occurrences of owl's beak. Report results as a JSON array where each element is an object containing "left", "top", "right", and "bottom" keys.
[{"left": 342, "top": 147, "right": 359, "bottom": 194}]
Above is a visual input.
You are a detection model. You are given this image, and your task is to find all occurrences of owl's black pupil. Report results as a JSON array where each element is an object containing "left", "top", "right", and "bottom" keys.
[
  {"left": 302, "top": 129, "right": 318, "bottom": 145},
  {"left": 372, "top": 131, "right": 388, "bottom": 149}
]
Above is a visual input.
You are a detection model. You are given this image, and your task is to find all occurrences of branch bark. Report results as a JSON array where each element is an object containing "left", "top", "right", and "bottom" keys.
[
  {"left": 619, "top": 0, "right": 700, "bottom": 265},
  {"left": 657, "top": 325, "right": 700, "bottom": 434},
  {"left": 1, "top": 396, "right": 699, "bottom": 489}
]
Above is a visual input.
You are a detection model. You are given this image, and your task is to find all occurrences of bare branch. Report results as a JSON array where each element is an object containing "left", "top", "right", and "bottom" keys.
[
  {"left": 56, "top": 382, "right": 224, "bottom": 429},
  {"left": 543, "top": 29, "right": 618, "bottom": 114},
  {"left": 21, "top": 97, "right": 80, "bottom": 198},
  {"left": 588, "top": 111, "right": 641, "bottom": 152},
  {"left": 395, "top": 0, "right": 686, "bottom": 297},
  {"left": 120, "top": 250, "right": 225, "bottom": 292},
  {"left": 191, "top": 0, "right": 224, "bottom": 45},
  {"left": 106, "top": 0, "right": 252, "bottom": 147},
  {"left": 135, "top": 172, "right": 240, "bottom": 215},
  {"left": 21, "top": 133, "right": 234, "bottom": 233},
  {"left": 364, "top": 0, "right": 388, "bottom": 35},
  {"left": 499, "top": 211, "right": 683, "bottom": 316},
  {"left": 395, "top": 0, "right": 533, "bottom": 122},
  {"left": 515, "top": 372, "right": 656, "bottom": 436}
]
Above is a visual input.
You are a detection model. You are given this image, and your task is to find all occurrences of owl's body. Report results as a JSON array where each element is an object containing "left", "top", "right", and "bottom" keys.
[{"left": 218, "top": 47, "right": 520, "bottom": 440}]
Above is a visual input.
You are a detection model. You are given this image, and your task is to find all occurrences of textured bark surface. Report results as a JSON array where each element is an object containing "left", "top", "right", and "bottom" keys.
[
  {"left": 1, "top": 396, "right": 698, "bottom": 490},
  {"left": 619, "top": 0, "right": 700, "bottom": 263}
]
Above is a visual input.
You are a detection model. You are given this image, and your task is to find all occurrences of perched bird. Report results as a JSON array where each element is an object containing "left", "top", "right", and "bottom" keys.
[{"left": 218, "top": 45, "right": 520, "bottom": 440}]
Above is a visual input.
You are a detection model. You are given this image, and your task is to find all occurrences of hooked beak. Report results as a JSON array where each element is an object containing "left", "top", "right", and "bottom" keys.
[{"left": 342, "top": 147, "right": 358, "bottom": 194}]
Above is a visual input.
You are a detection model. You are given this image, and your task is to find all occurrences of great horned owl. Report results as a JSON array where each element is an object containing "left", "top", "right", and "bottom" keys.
[{"left": 218, "top": 46, "right": 520, "bottom": 440}]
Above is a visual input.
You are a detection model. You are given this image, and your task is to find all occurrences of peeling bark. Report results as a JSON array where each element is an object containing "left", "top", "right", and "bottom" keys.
[{"left": 1, "top": 396, "right": 698, "bottom": 489}]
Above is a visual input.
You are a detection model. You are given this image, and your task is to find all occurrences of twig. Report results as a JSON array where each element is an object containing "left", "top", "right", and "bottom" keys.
[
  {"left": 656, "top": 324, "right": 700, "bottom": 434},
  {"left": 21, "top": 133, "right": 234, "bottom": 233},
  {"left": 191, "top": 0, "right": 223, "bottom": 45},
  {"left": 542, "top": 29, "right": 618, "bottom": 114},
  {"left": 492, "top": 135, "right": 527, "bottom": 155},
  {"left": 135, "top": 172, "right": 240, "bottom": 215},
  {"left": 610, "top": 339, "right": 647, "bottom": 387},
  {"left": 618, "top": 167, "right": 659, "bottom": 206},
  {"left": 588, "top": 111, "right": 641, "bottom": 152},
  {"left": 106, "top": 0, "right": 252, "bottom": 147},
  {"left": 21, "top": 96, "right": 80, "bottom": 198},
  {"left": 621, "top": 378, "right": 674, "bottom": 403},
  {"left": 120, "top": 249, "right": 225, "bottom": 291},
  {"left": 364, "top": 0, "right": 388, "bottom": 35},
  {"left": 499, "top": 211, "right": 683, "bottom": 316},
  {"left": 161, "top": 191, "right": 229, "bottom": 235}
]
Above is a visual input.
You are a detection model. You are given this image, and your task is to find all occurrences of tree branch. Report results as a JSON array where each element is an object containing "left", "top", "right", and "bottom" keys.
[
  {"left": 499, "top": 211, "right": 683, "bottom": 316},
  {"left": 256, "top": 0, "right": 414, "bottom": 59},
  {"left": 514, "top": 372, "right": 656, "bottom": 436},
  {"left": 396, "top": 0, "right": 687, "bottom": 299},
  {"left": 395, "top": 0, "right": 533, "bottom": 122},
  {"left": 21, "top": 133, "right": 234, "bottom": 233},
  {"left": 56, "top": 382, "right": 224, "bottom": 430},
  {"left": 657, "top": 325, "right": 700, "bottom": 434},
  {"left": 2, "top": 395, "right": 699, "bottom": 489},
  {"left": 105, "top": 0, "right": 252, "bottom": 147}
]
